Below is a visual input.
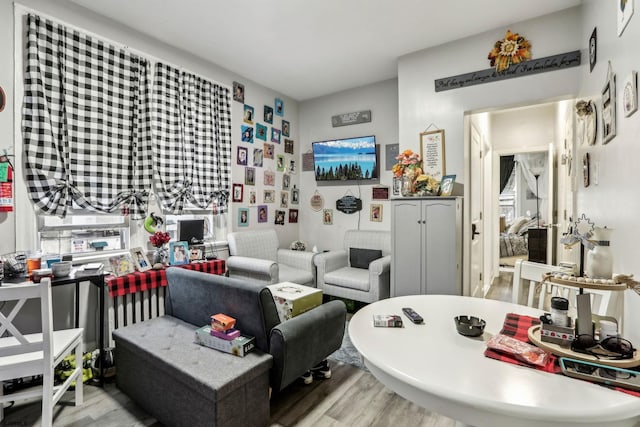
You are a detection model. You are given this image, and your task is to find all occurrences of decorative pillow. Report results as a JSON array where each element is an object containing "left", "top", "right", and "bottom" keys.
[
  {"left": 349, "top": 248, "right": 383, "bottom": 269},
  {"left": 507, "top": 216, "right": 529, "bottom": 235}
]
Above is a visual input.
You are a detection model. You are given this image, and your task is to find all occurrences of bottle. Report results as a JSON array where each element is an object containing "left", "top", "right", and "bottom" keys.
[{"left": 550, "top": 297, "right": 569, "bottom": 327}]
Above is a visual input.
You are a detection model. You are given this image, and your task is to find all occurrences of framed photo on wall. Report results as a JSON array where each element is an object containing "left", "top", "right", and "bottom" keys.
[
  {"left": 623, "top": 71, "right": 638, "bottom": 117},
  {"left": 232, "top": 183, "right": 243, "bottom": 202},
  {"left": 602, "top": 71, "right": 616, "bottom": 144},
  {"left": 237, "top": 146, "right": 248, "bottom": 165},
  {"left": 372, "top": 186, "right": 390, "bottom": 200},
  {"left": 420, "top": 129, "right": 446, "bottom": 180},
  {"left": 238, "top": 208, "right": 249, "bottom": 227},
  {"left": 370, "top": 204, "right": 383, "bottom": 222}
]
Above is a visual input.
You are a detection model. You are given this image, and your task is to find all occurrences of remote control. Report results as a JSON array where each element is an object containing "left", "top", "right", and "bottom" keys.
[{"left": 402, "top": 307, "right": 424, "bottom": 324}]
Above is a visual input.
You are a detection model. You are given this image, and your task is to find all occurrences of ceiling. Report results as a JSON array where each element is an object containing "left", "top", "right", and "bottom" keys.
[{"left": 68, "top": 0, "right": 581, "bottom": 101}]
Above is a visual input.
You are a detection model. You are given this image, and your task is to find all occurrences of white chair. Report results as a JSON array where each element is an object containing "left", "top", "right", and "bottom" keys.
[
  {"left": 227, "top": 229, "right": 316, "bottom": 286},
  {"left": 314, "top": 230, "right": 391, "bottom": 303},
  {"left": 0, "top": 279, "right": 83, "bottom": 426},
  {"left": 512, "top": 259, "right": 616, "bottom": 319}
]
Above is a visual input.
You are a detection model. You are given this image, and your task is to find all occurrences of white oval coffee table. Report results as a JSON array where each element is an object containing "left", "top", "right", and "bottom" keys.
[{"left": 349, "top": 295, "right": 640, "bottom": 427}]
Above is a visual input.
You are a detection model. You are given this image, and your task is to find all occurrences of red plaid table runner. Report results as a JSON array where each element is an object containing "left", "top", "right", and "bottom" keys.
[
  {"left": 106, "top": 259, "right": 226, "bottom": 297},
  {"left": 485, "top": 312, "right": 640, "bottom": 397},
  {"left": 484, "top": 312, "right": 560, "bottom": 373}
]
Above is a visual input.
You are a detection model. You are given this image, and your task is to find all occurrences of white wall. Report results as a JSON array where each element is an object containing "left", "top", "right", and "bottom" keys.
[
  {"left": 398, "top": 7, "right": 582, "bottom": 295},
  {"left": 298, "top": 79, "right": 398, "bottom": 251}
]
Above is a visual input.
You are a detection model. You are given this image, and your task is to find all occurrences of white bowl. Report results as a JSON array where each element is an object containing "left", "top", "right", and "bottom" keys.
[{"left": 51, "top": 261, "right": 72, "bottom": 278}]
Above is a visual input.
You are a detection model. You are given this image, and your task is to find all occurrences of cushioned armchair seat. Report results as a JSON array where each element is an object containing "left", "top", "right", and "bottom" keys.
[
  {"left": 314, "top": 230, "right": 391, "bottom": 303},
  {"left": 227, "top": 229, "right": 316, "bottom": 286}
]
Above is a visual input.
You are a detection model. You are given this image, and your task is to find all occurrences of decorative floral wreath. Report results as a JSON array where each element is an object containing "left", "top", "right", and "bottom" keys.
[{"left": 488, "top": 30, "right": 531, "bottom": 73}]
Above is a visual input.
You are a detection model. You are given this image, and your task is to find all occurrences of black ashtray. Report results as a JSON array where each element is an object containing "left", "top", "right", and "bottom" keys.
[{"left": 454, "top": 315, "right": 486, "bottom": 337}]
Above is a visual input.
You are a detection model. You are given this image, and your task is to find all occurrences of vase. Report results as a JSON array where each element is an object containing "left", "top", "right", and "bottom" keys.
[
  {"left": 586, "top": 227, "right": 613, "bottom": 279},
  {"left": 152, "top": 246, "right": 169, "bottom": 266},
  {"left": 401, "top": 174, "right": 414, "bottom": 196}
]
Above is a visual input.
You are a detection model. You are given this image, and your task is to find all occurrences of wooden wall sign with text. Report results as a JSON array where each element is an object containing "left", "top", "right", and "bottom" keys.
[
  {"left": 435, "top": 51, "right": 581, "bottom": 92},
  {"left": 336, "top": 195, "right": 362, "bottom": 214},
  {"left": 331, "top": 110, "right": 371, "bottom": 127}
]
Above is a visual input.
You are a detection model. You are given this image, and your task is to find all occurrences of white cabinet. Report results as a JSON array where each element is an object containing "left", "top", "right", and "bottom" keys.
[{"left": 391, "top": 197, "right": 462, "bottom": 296}]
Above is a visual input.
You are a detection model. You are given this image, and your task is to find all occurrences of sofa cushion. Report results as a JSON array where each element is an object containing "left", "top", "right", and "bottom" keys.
[
  {"left": 350, "top": 247, "right": 383, "bottom": 269},
  {"left": 278, "top": 264, "right": 314, "bottom": 286},
  {"left": 324, "top": 267, "right": 371, "bottom": 292}
]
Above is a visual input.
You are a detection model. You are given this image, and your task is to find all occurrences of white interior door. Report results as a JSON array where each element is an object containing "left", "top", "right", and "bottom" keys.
[{"left": 470, "top": 124, "right": 484, "bottom": 297}]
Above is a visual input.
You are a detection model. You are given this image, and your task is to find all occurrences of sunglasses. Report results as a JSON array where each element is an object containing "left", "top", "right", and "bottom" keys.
[{"left": 570, "top": 334, "right": 636, "bottom": 360}]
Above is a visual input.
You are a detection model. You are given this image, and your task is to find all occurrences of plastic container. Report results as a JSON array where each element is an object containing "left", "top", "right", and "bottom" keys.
[
  {"left": 32, "top": 268, "right": 52, "bottom": 283},
  {"left": 550, "top": 297, "right": 569, "bottom": 327}
]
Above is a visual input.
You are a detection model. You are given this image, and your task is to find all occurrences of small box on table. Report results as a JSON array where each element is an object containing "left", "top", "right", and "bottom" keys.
[
  {"left": 540, "top": 322, "right": 575, "bottom": 347},
  {"left": 266, "top": 282, "right": 323, "bottom": 322},
  {"left": 194, "top": 326, "right": 255, "bottom": 357}
]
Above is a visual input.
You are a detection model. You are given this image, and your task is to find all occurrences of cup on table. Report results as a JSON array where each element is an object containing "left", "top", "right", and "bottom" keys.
[
  {"left": 26, "top": 255, "right": 42, "bottom": 279},
  {"left": 599, "top": 320, "right": 618, "bottom": 339}
]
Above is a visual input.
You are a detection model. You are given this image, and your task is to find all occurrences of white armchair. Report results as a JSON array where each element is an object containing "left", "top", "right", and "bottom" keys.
[
  {"left": 314, "top": 230, "right": 391, "bottom": 303},
  {"left": 227, "top": 229, "right": 316, "bottom": 286}
]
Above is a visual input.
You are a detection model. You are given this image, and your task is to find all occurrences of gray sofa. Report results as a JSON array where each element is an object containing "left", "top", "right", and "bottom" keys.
[{"left": 113, "top": 267, "right": 346, "bottom": 427}]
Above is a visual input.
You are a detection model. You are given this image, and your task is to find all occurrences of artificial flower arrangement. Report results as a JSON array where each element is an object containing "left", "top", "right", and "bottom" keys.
[
  {"left": 488, "top": 30, "right": 531, "bottom": 73},
  {"left": 414, "top": 174, "right": 440, "bottom": 195},
  {"left": 392, "top": 149, "right": 422, "bottom": 178},
  {"left": 149, "top": 231, "right": 171, "bottom": 248}
]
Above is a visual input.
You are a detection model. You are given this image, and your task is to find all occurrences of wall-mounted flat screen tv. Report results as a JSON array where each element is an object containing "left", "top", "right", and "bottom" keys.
[{"left": 312, "top": 135, "right": 377, "bottom": 181}]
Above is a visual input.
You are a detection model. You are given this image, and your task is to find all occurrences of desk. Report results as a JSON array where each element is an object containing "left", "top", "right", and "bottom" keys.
[{"left": 349, "top": 295, "right": 640, "bottom": 427}]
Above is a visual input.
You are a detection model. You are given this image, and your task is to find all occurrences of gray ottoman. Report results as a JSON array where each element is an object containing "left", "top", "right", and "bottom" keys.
[{"left": 113, "top": 315, "right": 273, "bottom": 427}]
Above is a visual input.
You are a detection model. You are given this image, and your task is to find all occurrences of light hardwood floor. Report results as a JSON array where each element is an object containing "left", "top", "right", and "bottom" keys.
[{"left": 3, "top": 277, "right": 514, "bottom": 427}]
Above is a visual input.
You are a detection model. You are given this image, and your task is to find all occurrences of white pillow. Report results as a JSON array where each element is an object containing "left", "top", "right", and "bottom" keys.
[{"left": 508, "top": 216, "right": 529, "bottom": 235}]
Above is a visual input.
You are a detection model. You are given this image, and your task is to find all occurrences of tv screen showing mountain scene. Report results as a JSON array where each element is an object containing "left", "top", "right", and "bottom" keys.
[{"left": 312, "top": 135, "right": 377, "bottom": 181}]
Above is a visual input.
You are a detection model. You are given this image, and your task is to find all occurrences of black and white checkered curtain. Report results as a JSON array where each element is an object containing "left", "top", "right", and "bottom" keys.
[
  {"left": 152, "top": 63, "right": 231, "bottom": 214},
  {"left": 22, "top": 14, "right": 153, "bottom": 219}
]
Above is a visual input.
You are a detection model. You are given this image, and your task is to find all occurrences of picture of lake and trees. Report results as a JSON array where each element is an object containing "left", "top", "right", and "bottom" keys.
[{"left": 313, "top": 136, "right": 377, "bottom": 181}]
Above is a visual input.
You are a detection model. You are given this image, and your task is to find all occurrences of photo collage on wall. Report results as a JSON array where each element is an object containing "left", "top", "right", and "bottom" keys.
[{"left": 233, "top": 82, "right": 298, "bottom": 227}]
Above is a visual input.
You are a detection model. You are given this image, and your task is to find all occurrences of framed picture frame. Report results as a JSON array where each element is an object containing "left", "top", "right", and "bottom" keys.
[
  {"left": 618, "top": 0, "right": 634, "bottom": 36},
  {"left": 623, "top": 71, "right": 638, "bottom": 117},
  {"left": 271, "top": 128, "right": 281, "bottom": 144},
  {"left": 245, "top": 167, "right": 256, "bottom": 185},
  {"left": 440, "top": 174, "right": 456, "bottom": 196},
  {"left": 289, "top": 209, "right": 299, "bottom": 223},
  {"left": 249, "top": 190, "right": 256, "bottom": 204},
  {"left": 264, "top": 189, "right": 275, "bottom": 203},
  {"left": 602, "top": 72, "right": 616, "bottom": 144},
  {"left": 275, "top": 98, "right": 284, "bottom": 116},
  {"left": 282, "top": 120, "right": 290, "bottom": 137},
  {"left": 238, "top": 208, "right": 249, "bottom": 227},
  {"left": 232, "top": 183, "right": 243, "bottom": 202},
  {"left": 264, "top": 143, "right": 274, "bottom": 159},
  {"left": 291, "top": 186, "right": 299, "bottom": 205},
  {"left": 169, "top": 241, "right": 189, "bottom": 266},
  {"left": 257, "top": 205, "right": 268, "bottom": 223},
  {"left": 109, "top": 253, "right": 135, "bottom": 277},
  {"left": 233, "top": 81, "right": 244, "bottom": 103},
  {"left": 392, "top": 177, "right": 401, "bottom": 195},
  {"left": 264, "top": 170, "right": 275, "bottom": 186},
  {"left": 372, "top": 186, "right": 390, "bottom": 200},
  {"left": 275, "top": 210, "right": 286, "bottom": 225},
  {"left": 282, "top": 173, "right": 290, "bottom": 190},
  {"left": 189, "top": 247, "right": 203, "bottom": 262},
  {"left": 280, "top": 191, "right": 289, "bottom": 208},
  {"left": 284, "top": 138, "right": 294, "bottom": 154},
  {"left": 237, "top": 146, "right": 248, "bottom": 165},
  {"left": 323, "top": 209, "right": 333, "bottom": 225},
  {"left": 131, "top": 247, "right": 151, "bottom": 272},
  {"left": 370, "top": 204, "right": 383, "bottom": 222},
  {"left": 264, "top": 105, "right": 274, "bottom": 124},
  {"left": 241, "top": 125, "right": 253, "bottom": 143},
  {"left": 276, "top": 155, "right": 286, "bottom": 171},
  {"left": 420, "top": 129, "right": 446, "bottom": 180},
  {"left": 253, "top": 148, "right": 263, "bottom": 167},
  {"left": 256, "top": 123, "right": 268, "bottom": 141},
  {"left": 243, "top": 104, "right": 254, "bottom": 124},
  {"left": 589, "top": 27, "right": 597, "bottom": 73}
]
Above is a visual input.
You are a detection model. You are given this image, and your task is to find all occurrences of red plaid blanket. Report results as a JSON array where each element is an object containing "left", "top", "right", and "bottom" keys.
[
  {"left": 485, "top": 312, "right": 640, "bottom": 397},
  {"left": 484, "top": 312, "right": 560, "bottom": 373},
  {"left": 106, "top": 259, "right": 226, "bottom": 297}
]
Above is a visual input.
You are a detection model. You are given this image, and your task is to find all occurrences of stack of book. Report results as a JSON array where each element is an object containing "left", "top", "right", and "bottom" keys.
[
  {"left": 75, "top": 262, "right": 104, "bottom": 276},
  {"left": 194, "top": 313, "right": 256, "bottom": 357}
]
